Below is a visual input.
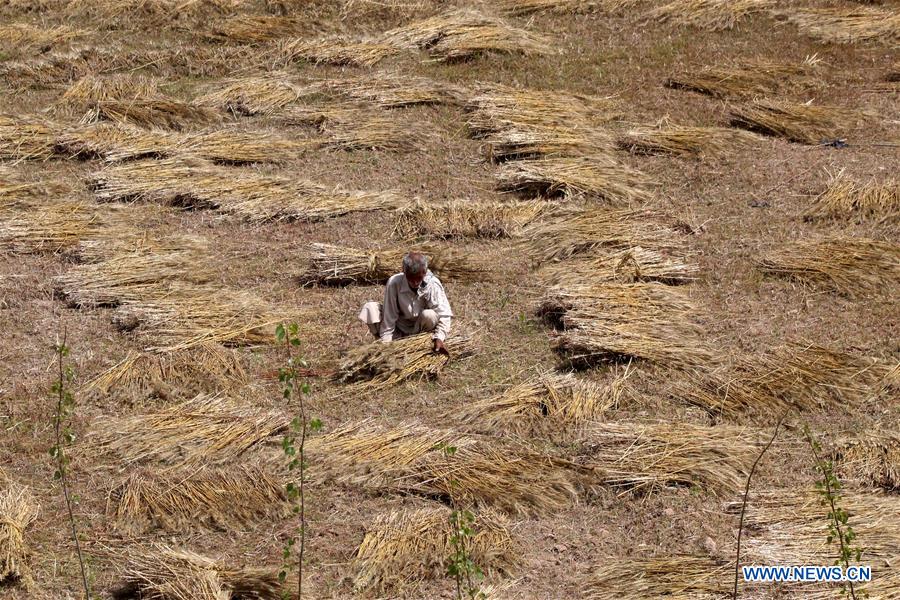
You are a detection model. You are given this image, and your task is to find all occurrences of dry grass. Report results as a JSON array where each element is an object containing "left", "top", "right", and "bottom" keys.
[
  {"left": 523, "top": 208, "right": 687, "bottom": 262},
  {"left": 729, "top": 99, "right": 863, "bottom": 144},
  {"left": 0, "top": 114, "right": 57, "bottom": 160},
  {"left": 460, "top": 369, "right": 632, "bottom": 436},
  {"left": 617, "top": 121, "right": 762, "bottom": 157},
  {"left": 833, "top": 431, "right": 900, "bottom": 491},
  {"left": 284, "top": 104, "right": 416, "bottom": 151},
  {"left": 777, "top": 6, "right": 900, "bottom": 45},
  {"left": 316, "top": 419, "right": 580, "bottom": 514},
  {"left": 575, "top": 421, "right": 762, "bottom": 493},
  {"left": 498, "top": 0, "right": 638, "bottom": 16},
  {"left": 91, "top": 156, "right": 399, "bottom": 222},
  {"left": 56, "top": 73, "right": 160, "bottom": 108},
  {"left": 665, "top": 57, "right": 821, "bottom": 98},
  {"left": 585, "top": 556, "right": 731, "bottom": 599},
  {"left": 648, "top": 0, "right": 774, "bottom": 30},
  {"left": 0, "top": 23, "right": 83, "bottom": 51},
  {"left": 541, "top": 246, "right": 700, "bottom": 285},
  {"left": 380, "top": 8, "right": 500, "bottom": 49},
  {"left": 497, "top": 155, "right": 651, "bottom": 202},
  {"left": 333, "top": 332, "right": 476, "bottom": 390},
  {"left": 425, "top": 24, "right": 553, "bottom": 62},
  {"left": 82, "top": 344, "right": 248, "bottom": 403},
  {"left": 805, "top": 171, "right": 900, "bottom": 223},
  {"left": 732, "top": 489, "right": 900, "bottom": 563},
  {"left": 280, "top": 36, "right": 396, "bottom": 67},
  {"left": 757, "top": 236, "right": 900, "bottom": 295},
  {"left": 81, "top": 99, "right": 220, "bottom": 130},
  {"left": 63, "top": 0, "right": 244, "bottom": 23},
  {"left": 87, "top": 394, "right": 288, "bottom": 467},
  {"left": 298, "top": 242, "right": 488, "bottom": 285},
  {"left": 204, "top": 14, "right": 305, "bottom": 43},
  {"left": 0, "top": 483, "right": 39, "bottom": 587},
  {"left": 118, "top": 543, "right": 279, "bottom": 600},
  {"left": 352, "top": 505, "right": 518, "bottom": 591},
  {"left": 393, "top": 199, "right": 551, "bottom": 239},
  {"left": 192, "top": 73, "right": 309, "bottom": 115},
  {"left": 108, "top": 465, "right": 287, "bottom": 532},
  {"left": 0, "top": 199, "right": 106, "bottom": 254},
  {"left": 313, "top": 72, "right": 464, "bottom": 107},
  {"left": 537, "top": 282, "right": 710, "bottom": 368}
]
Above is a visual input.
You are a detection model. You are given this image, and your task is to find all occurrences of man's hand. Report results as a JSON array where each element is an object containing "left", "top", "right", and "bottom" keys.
[{"left": 433, "top": 338, "right": 449, "bottom": 356}]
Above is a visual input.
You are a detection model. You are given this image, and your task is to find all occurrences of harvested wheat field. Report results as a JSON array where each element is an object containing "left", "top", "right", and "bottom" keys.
[{"left": 1, "top": 0, "right": 897, "bottom": 598}]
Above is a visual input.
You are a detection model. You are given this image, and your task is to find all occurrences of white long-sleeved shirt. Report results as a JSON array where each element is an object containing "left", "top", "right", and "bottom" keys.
[{"left": 380, "top": 270, "right": 453, "bottom": 342}]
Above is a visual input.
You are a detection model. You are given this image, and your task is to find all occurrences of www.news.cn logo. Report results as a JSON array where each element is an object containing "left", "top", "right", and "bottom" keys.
[{"left": 742, "top": 565, "right": 872, "bottom": 583}]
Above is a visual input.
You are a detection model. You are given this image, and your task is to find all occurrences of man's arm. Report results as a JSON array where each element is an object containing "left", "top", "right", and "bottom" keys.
[
  {"left": 429, "top": 280, "right": 453, "bottom": 342},
  {"left": 379, "top": 278, "right": 398, "bottom": 343}
]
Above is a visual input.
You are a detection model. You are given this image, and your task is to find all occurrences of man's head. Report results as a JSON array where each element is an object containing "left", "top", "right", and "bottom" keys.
[{"left": 402, "top": 252, "right": 428, "bottom": 290}]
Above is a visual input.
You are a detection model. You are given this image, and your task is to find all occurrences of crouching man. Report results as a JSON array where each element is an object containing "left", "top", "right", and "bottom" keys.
[{"left": 358, "top": 251, "right": 452, "bottom": 354}]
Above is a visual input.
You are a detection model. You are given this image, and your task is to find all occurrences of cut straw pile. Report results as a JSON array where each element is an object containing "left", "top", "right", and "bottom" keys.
[
  {"left": 352, "top": 505, "right": 518, "bottom": 591},
  {"left": 541, "top": 246, "right": 700, "bottom": 286},
  {"left": 298, "top": 243, "right": 488, "bottom": 285},
  {"left": 204, "top": 14, "right": 305, "bottom": 43},
  {"left": 82, "top": 344, "right": 247, "bottom": 402},
  {"left": 524, "top": 208, "right": 688, "bottom": 262},
  {"left": 777, "top": 6, "right": 900, "bottom": 45},
  {"left": 675, "top": 343, "right": 894, "bottom": 418},
  {"left": 730, "top": 99, "right": 862, "bottom": 144},
  {"left": 88, "top": 394, "right": 288, "bottom": 467},
  {"left": 312, "top": 72, "right": 463, "bottom": 108},
  {"left": 465, "top": 83, "right": 617, "bottom": 160},
  {"left": 109, "top": 465, "right": 287, "bottom": 532},
  {"left": 833, "top": 431, "right": 900, "bottom": 491},
  {"left": 497, "top": 154, "right": 651, "bottom": 202},
  {"left": 192, "top": 73, "right": 310, "bottom": 115},
  {"left": 648, "top": 0, "right": 774, "bottom": 30},
  {"left": 666, "top": 57, "right": 820, "bottom": 98},
  {"left": 393, "top": 200, "right": 551, "bottom": 239},
  {"left": 498, "top": 0, "right": 638, "bottom": 16},
  {"left": 585, "top": 556, "right": 731, "bottom": 599},
  {"left": 333, "top": 333, "right": 475, "bottom": 390},
  {"left": 118, "top": 544, "right": 279, "bottom": 600},
  {"left": 0, "top": 198, "right": 106, "bottom": 254},
  {"left": 91, "top": 156, "right": 399, "bottom": 222},
  {"left": 283, "top": 104, "right": 415, "bottom": 151},
  {"left": 280, "top": 36, "right": 396, "bottom": 67},
  {"left": 57, "top": 73, "right": 161, "bottom": 109},
  {"left": 575, "top": 421, "right": 762, "bottom": 493},
  {"left": 0, "top": 23, "right": 83, "bottom": 52},
  {"left": 537, "top": 282, "right": 710, "bottom": 368},
  {"left": 805, "top": 171, "right": 899, "bottom": 223},
  {"left": 461, "top": 370, "right": 632, "bottom": 436},
  {"left": 617, "top": 122, "right": 761, "bottom": 157},
  {"left": 0, "top": 483, "right": 39, "bottom": 587},
  {"left": 0, "top": 114, "right": 57, "bottom": 160},
  {"left": 757, "top": 237, "right": 900, "bottom": 295},
  {"left": 730, "top": 489, "right": 900, "bottom": 563},
  {"left": 315, "top": 419, "right": 580, "bottom": 514}
]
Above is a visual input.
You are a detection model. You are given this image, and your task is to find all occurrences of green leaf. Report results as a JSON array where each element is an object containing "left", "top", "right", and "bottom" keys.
[
  {"left": 278, "top": 570, "right": 287, "bottom": 583},
  {"left": 309, "top": 418, "right": 323, "bottom": 432},
  {"left": 276, "top": 324, "right": 286, "bottom": 341},
  {"left": 300, "top": 382, "right": 311, "bottom": 394}
]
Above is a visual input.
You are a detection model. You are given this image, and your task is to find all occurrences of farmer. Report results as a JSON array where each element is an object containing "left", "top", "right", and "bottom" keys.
[{"left": 358, "top": 251, "right": 452, "bottom": 354}]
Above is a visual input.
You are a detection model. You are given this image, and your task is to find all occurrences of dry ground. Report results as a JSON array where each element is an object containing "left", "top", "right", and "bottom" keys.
[{"left": 1, "top": 0, "right": 898, "bottom": 598}]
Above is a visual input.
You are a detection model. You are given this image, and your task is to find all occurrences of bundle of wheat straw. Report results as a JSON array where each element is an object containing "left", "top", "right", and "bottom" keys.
[
  {"left": 63, "top": 0, "right": 244, "bottom": 22},
  {"left": 576, "top": 421, "right": 762, "bottom": 493},
  {"left": 313, "top": 72, "right": 463, "bottom": 107},
  {"left": 585, "top": 556, "right": 731, "bottom": 599},
  {"left": 673, "top": 367, "right": 789, "bottom": 418},
  {"left": 538, "top": 282, "right": 710, "bottom": 368},
  {"left": 777, "top": 6, "right": 900, "bottom": 45},
  {"left": 82, "top": 344, "right": 248, "bottom": 401},
  {"left": 524, "top": 208, "right": 686, "bottom": 261},
  {"left": 204, "top": 14, "right": 305, "bottom": 43},
  {"left": 394, "top": 200, "right": 550, "bottom": 239},
  {"left": 542, "top": 246, "right": 700, "bottom": 285},
  {"left": 192, "top": 73, "right": 309, "bottom": 115},
  {"left": 82, "top": 99, "right": 220, "bottom": 130},
  {"left": 0, "top": 483, "right": 39, "bottom": 586},
  {"left": 352, "top": 506, "right": 518, "bottom": 591},
  {"left": 56, "top": 73, "right": 160, "bottom": 110},
  {"left": 730, "top": 99, "right": 862, "bottom": 144},
  {"left": 88, "top": 393, "right": 288, "bottom": 466},
  {"left": 730, "top": 489, "right": 900, "bottom": 563},
  {"left": 316, "top": 419, "right": 580, "bottom": 514},
  {"left": 380, "top": 8, "right": 500, "bottom": 49},
  {"left": 833, "top": 431, "right": 900, "bottom": 491},
  {"left": 0, "top": 114, "right": 57, "bottom": 160},
  {"left": 299, "top": 243, "right": 487, "bottom": 285},
  {"left": 0, "top": 23, "right": 83, "bottom": 51},
  {"left": 0, "top": 200, "right": 105, "bottom": 254},
  {"left": 109, "top": 465, "right": 287, "bottom": 532},
  {"left": 285, "top": 105, "right": 415, "bottom": 151},
  {"left": 757, "top": 237, "right": 900, "bottom": 295},
  {"left": 280, "top": 36, "right": 396, "bottom": 67},
  {"left": 805, "top": 171, "right": 899, "bottom": 223},
  {"left": 57, "top": 122, "right": 172, "bottom": 161},
  {"left": 648, "top": 0, "right": 774, "bottom": 30},
  {"left": 461, "top": 370, "right": 631, "bottom": 435},
  {"left": 91, "top": 156, "right": 399, "bottom": 222},
  {"left": 498, "top": 0, "right": 638, "bottom": 16},
  {"left": 120, "top": 544, "right": 279, "bottom": 600},
  {"left": 497, "top": 155, "right": 651, "bottom": 202},
  {"left": 665, "top": 57, "right": 820, "bottom": 98},
  {"left": 425, "top": 24, "right": 553, "bottom": 62},
  {"left": 333, "top": 333, "right": 475, "bottom": 389},
  {"left": 617, "top": 122, "right": 761, "bottom": 157}
]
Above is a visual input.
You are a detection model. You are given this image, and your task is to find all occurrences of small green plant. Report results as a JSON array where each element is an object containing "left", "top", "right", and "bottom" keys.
[
  {"left": 275, "top": 323, "right": 320, "bottom": 600},
  {"left": 804, "top": 425, "right": 866, "bottom": 600},
  {"left": 49, "top": 332, "right": 91, "bottom": 600}
]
